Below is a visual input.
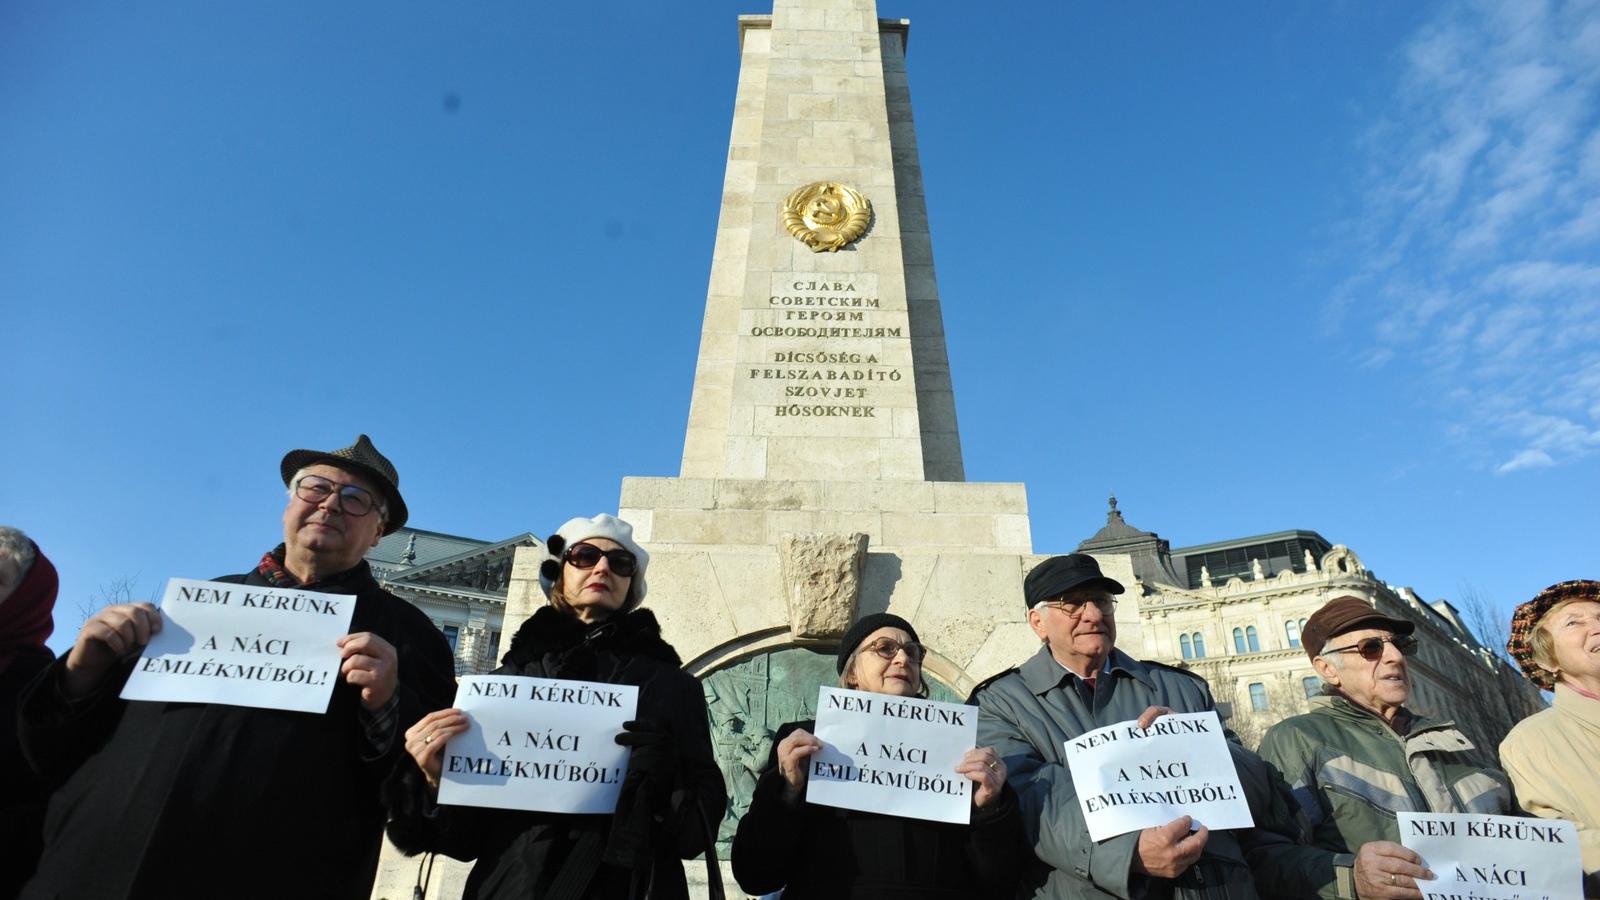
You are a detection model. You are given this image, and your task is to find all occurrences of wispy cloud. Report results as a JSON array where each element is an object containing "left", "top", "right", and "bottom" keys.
[{"left": 1329, "top": 0, "right": 1600, "bottom": 474}]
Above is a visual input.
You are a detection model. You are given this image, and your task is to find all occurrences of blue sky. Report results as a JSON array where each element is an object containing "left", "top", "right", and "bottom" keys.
[{"left": 4, "top": 1, "right": 1596, "bottom": 655}]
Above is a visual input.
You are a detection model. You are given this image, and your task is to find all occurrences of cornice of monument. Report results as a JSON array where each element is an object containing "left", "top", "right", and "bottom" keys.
[{"left": 737, "top": 15, "right": 909, "bottom": 53}]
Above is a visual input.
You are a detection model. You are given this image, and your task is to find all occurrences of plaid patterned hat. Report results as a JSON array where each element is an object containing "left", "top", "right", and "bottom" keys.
[
  {"left": 280, "top": 434, "right": 407, "bottom": 535},
  {"left": 1507, "top": 580, "right": 1600, "bottom": 690}
]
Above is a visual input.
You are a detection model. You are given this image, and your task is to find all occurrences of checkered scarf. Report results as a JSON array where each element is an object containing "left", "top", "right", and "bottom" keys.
[{"left": 256, "top": 546, "right": 301, "bottom": 589}]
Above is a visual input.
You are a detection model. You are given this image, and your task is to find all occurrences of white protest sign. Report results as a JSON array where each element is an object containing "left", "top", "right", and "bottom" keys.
[
  {"left": 806, "top": 686, "right": 978, "bottom": 824},
  {"left": 438, "top": 675, "right": 640, "bottom": 814},
  {"left": 1399, "top": 812, "right": 1584, "bottom": 900},
  {"left": 120, "top": 577, "right": 354, "bottom": 713},
  {"left": 1065, "top": 710, "right": 1252, "bottom": 841}
]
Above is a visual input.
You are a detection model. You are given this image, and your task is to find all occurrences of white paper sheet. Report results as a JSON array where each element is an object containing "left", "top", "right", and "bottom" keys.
[
  {"left": 438, "top": 675, "right": 640, "bottom": 814},
  {"left": 1064, "top": 710, "right": 1253, "bottom": 841},
  {"left": 1400, "top": 812, "right": 1584, "bottom": 900},
  {"left": 806, "top": 686, "right": 978, "bottom": 825},
  {"left": 120, "top": 577, "right": 354, "bottom": 713}
]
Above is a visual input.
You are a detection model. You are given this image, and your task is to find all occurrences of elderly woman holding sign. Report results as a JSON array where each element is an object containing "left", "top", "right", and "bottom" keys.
[
  {"left": 387, "top": 514, "right": 727, "bottom": 900},
  {"left": 1500, "top": 580, "right": 1600, "bottom": 896},
  {"left": 732, "top": 612, "right": 1022, "bottom": 900}
]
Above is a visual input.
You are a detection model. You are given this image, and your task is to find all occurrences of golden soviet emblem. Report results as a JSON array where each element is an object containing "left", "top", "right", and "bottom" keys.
[{"left": 782, "top": 182, "right": 872, "bottom": 252}]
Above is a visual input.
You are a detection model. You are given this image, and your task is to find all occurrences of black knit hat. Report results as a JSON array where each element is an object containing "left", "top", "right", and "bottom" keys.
[{"left": 837, "top": 612, "right": 920, "bottom": 674}]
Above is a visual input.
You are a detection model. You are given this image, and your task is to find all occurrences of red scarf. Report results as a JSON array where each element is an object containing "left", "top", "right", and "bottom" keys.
[{"left": 0, "top": 542, "right": 57, "bottom": 674}]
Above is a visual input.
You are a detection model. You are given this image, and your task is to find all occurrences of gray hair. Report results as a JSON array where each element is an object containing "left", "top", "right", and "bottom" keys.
[
  {"left": 0, "top": 526, "right": 38, "bottom": 599},
  {"left": 1317, "top": 637, "right": 1347, "bottom": 674},
  {"left": 288, "top": 466, "right": 388, "bottom": 525}
]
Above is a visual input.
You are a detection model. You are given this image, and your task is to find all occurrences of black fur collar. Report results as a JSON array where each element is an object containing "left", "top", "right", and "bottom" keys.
[{"left": 503, "top": 605, "right": 681, "bottom": 668}]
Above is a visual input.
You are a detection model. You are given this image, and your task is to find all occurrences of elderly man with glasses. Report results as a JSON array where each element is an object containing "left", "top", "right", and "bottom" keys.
[
  {"left": 973, "top": 554, "right": 1294, "bottom": 899},
  {"left": 17, "top": 435, "right": 457, "bottom": 900},
  {"left": 1251, "top": 595, "right": 1516, "bottom": 900}
]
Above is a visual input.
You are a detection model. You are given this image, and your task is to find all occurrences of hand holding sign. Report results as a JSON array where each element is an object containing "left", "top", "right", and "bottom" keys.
[
  {"left": 337, "top": 632, "right": 397, "bottom": 711},
  {"left": 1133, "top": 816, "right": 1209, "bottom": 879},
  {"left": 953, "top": 747, "right": 1007, "bottom": 809},
  {"left": 1353, "top": 841, "right": 1429, "bottom": 900},
  {"left": 64, "top": 602, "right": 163, "bottom": 699},
  {"left": 776, "top": 727, "right": 825, "bottom": 804},
  {"left": 406, "top": 708, "right": 471, "bottom": 791}
]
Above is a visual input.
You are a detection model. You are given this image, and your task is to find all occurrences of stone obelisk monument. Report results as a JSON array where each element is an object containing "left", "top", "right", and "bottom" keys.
[
  {"left": 419, "top": 3, "right": 1143, "bottom": 897},
  {"left": 604, "top": 0, "right": 1048, "bottom": 695}
]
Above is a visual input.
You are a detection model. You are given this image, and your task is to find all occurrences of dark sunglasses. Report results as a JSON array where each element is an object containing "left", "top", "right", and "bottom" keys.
[
  {"left": 863, "top": 637, "right": 926, "bottom": 663},
  {"left": 563, "top": 543, "right": 638, "bottom": 577},
  {"left": 1324, "top": 634, "right": 1418, "bottom": 661}
]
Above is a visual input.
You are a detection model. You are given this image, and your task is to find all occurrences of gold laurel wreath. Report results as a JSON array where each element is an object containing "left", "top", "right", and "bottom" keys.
[{"left": 781, "top": 182, "right": 873, "bottom": 252}]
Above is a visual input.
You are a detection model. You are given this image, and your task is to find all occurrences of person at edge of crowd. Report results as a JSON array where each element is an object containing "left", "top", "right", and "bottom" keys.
[
  {"left": 731, "top": 612, "right": 1024, "bottom": 900},
  {"left": 1501, "top": 580, "right": 1600, "bottom": 898},
  {"left": 972, "top": 553, "right": 1297, "bottom": 900},
  {"left": 1, "top": 527, "right": 58, "bottom": 900},
  {"left": 389, "top": 513, "right": 728, "bottom": 900},
  {"left": 15, "top": 435, "right": 458, "bottom": 900},
  {"left": 1251, "top": 595, "right": 1517, "bottom": 900}
]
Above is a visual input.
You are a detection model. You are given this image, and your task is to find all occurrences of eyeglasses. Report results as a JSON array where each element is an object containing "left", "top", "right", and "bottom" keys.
[
  {"left": 862, "top": 637, "right": 925, "bottom": 663},
  {"left": 563, "top": 543, "right": 638, "bottom": 577},
  {"left": 1324, "top": 634, "right": 1419, "bottom": 661},
  {"left": 293, "top": 474, "right": 383, "bottom": 518},
  {"left": 1038, "top": 597, "right": 1118, "bottom": 619}
]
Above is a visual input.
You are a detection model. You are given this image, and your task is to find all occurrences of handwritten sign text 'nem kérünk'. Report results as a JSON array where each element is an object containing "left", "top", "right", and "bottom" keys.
[
  {"left": 1400, "top": 812, "right": 1584, "bottom": 900},
  {"left": 120, "top": 577, "right": 354, "bottom": 713},
  {"left": 808, "top": 686, "right": 979, "bottom": 824},
  {"left": 1065, "top": 710, "right": 1253, "bottom": 841},
  {"left": 438, "top": 675, "right": 640, "bottom": 814}
]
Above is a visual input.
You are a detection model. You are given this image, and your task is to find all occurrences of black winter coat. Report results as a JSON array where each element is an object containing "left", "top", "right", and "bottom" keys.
[
  {"left": 15, "top": 559, "right": 458, "bottom": 900},
  {"left": 731, "top": 719, "right": 1024, "bottom": 900},
  {"left": 2, "top": 646, "right": 54, "bottom": 900},
  {"left": 385, "top": 606, "right": 728, "bottom": 900}
]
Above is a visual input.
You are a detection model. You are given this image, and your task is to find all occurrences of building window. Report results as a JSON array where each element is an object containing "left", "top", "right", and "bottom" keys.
[
  {"left": 1246, "top": 626, "right": 1260, "bottom": 653},
  {"left": 1302, "top": 676, "right": 1321, "bottom": 698},
  {"left": 442, "top": 625, "right": 460, "bottom": 653},
  {"left": 1233, "top": 628, "right": 1246, "bottom": 654},
  {"left": 1249, "top": 682, "right": 1269, "bottom": 711},
  {"left": 1285, "top": 619, "right": 1302, "bottom": 649},
  {"left": 1191, "top": 632, "right": 1206, "bottom": 659},
  {"left": 1180, "top": 634, "right": 1193, "bottom": 660},
  {"left": 489, "top": 629, "right": 502, "bottom": 651}
]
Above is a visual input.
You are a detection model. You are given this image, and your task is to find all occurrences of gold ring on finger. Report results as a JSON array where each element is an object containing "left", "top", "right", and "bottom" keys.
[
  {"left": 424, "top": 734, "right": 434, "bottom": 744},
  {"left": 985, "top": 760, "right": 999, "bottom": 771},
  {"left": 1389, "top": 873, "right": 1396, "bottom": 886}
]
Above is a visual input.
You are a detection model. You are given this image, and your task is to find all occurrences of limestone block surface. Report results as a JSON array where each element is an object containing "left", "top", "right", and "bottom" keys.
[
  {"left": 650, "top": 508, "right": 770, "bottom": 546},
  {"left": 932, "top": 482, "right": 1028, "bottom": 515},
  {"left": 620, "top": 476, "right": 716, "bottom": 511},
  {"left": 779, "top": 532, "right": 868, "bottom": 640},
  {"left": 706, "top": 548, "right": 787, "bottom": 635},
  {"left": 641, "top": 551, "right": 741, "bottom": 665},
  {"left": 882, "top": 512, "right": 1011, "bottom": 548},
  {"left": 966, "top": 622, "right": 1045, "bottom": 689},
  {"left": 822, "top": 479, "right": 933, "bottom": 512},
  {"left": 904, "top": 553, "right": 1026, "bottom": 669},
  {"left": 860, "top": 550, "right": 937, "bottom": 616},
  {"left": 714, "top": 478, "right": 824, "bottom": 510}
]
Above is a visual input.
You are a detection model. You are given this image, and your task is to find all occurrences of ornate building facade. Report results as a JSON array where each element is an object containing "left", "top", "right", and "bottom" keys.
[
  {"left": 367, "top": 528, "right": 538, "bottom": 676},
  {"left": 1077, "top": 498, "right": 1545, "bottom": 753}
]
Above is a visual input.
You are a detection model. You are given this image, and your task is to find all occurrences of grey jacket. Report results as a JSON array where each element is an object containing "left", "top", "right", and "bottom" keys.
[{"left": 975, "top": 645, "right": 1288, "bottom": 900}]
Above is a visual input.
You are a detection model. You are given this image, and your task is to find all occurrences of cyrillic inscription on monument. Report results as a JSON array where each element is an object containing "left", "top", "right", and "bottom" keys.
[{"left": 742, "top": 272, "right": 913, "bottom": 426}]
